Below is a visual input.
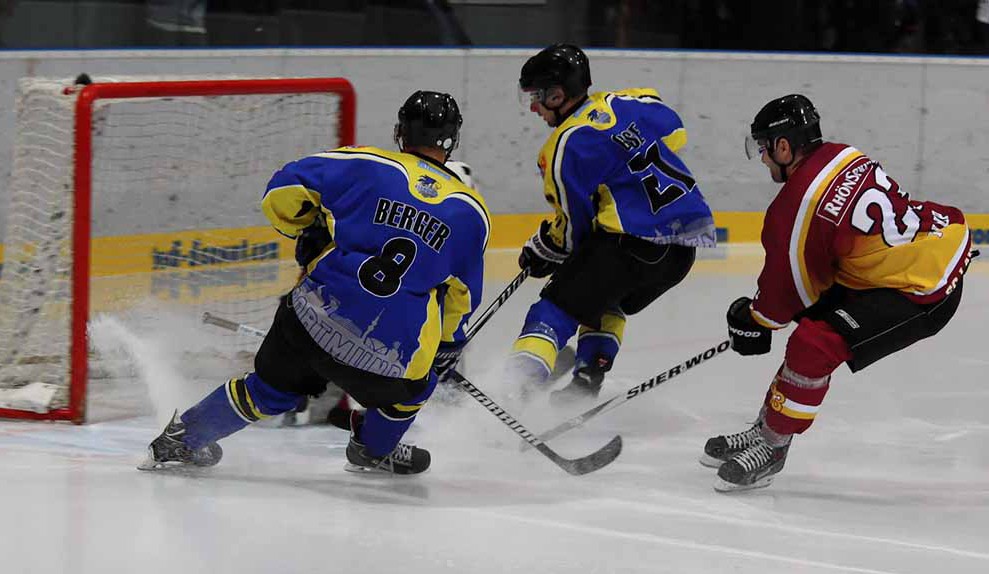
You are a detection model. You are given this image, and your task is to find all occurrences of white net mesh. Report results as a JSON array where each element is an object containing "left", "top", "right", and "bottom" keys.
[{"left": 0, "top": 77, "right": 347, "bottom": 419}]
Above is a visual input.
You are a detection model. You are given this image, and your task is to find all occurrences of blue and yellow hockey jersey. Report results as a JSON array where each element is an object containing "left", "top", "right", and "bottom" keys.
[
  {"left": 535, "top": 89, "right": 716, "bottom": 252},
  {"left": 261, "top": 146, "right": 490, "bottom": 381}
]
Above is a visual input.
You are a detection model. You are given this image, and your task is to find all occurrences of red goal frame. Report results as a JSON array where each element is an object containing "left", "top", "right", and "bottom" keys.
[{"left": 0, "top": 77, "right": 356, "bottom": 423}]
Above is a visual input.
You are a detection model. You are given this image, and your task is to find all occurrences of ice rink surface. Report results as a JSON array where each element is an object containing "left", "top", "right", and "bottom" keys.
[{"left": 1, "top": 247, "right": 987, "bottom": 574}]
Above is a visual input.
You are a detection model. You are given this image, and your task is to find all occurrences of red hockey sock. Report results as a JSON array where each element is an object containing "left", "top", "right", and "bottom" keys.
[{"left": 761, "top": 319, "right": 851, "bottom": 435}]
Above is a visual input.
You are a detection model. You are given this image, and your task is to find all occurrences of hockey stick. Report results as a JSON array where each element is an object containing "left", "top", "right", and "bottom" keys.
[
  {"left": 202, "top": 312, "right": 267, "bottom": 338},
  {"left": 463, "top": 268, "right": 529, "bottom": 342},
  {"left": 525, "top": 339, "right": 731, "bottom": 449},
  {"left": 200, "top": 307, "right": 621, "bottom": 475},
  {"left": 447, "top": 369, "right": 622, "bottom": 476},
  {"left": 202, "top": 268, "right": 529, "bottom": 344}
]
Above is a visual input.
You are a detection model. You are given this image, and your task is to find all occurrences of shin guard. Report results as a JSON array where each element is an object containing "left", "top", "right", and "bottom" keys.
[
  {"left": 574, "top": 309, "right": 626, "bottom": 371},
  {"left": 180, "top": 373, "right": 304, "bottom": 449},
  {"left": 359, "top": 372, "right": 438, "bottom": 457},
  {"left": 509, "top": 298, "right": 578, "bottom": 386},
  {"left": 761, "top": 319, "right": 850, "bottom": 435}
]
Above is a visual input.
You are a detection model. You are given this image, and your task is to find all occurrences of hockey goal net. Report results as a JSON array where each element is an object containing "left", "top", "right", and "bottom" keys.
[{"left": 0, "top": 76, "right": 356, "bottom": 423}]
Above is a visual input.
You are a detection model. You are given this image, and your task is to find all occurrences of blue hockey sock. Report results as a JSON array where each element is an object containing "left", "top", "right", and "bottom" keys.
[
  {"left": 575, "top": 310, "right": 625, "bottom": 371},
  {"left": 359, "top": 373, "right": 437, "bottom": 457},
  {"left": 508, "top": 298, "right": 578, "bottom": 385},
  {"left": 180, "top": 372, "right": 304, "bottom": 449}
]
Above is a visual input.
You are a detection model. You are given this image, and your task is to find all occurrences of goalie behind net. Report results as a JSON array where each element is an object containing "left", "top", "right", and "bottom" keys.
[{"left": 0, "top": 76, "right": 355, "bottom": 421}]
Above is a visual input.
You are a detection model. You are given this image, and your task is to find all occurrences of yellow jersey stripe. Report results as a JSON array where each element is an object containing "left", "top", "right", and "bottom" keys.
[
  {"left": 594, "top": 184, "right": 624, "bottom": 234},
  {"left": 440, "top": 276, "right": 471, "bottom": 342},
  {"left": 311, "top": 149, "right": 410, "bottom": 181},
  {"left": 550, "top": 125, "right": 583, "bottom": 252},
  {"left": 790, "top": 147, "right": 863, "bottom": 307},
  {"left": 261, "top": 184, "right": 322, "bottom": 238},
  {"left": 661, "top": 128, "right": 687, "bottom": 154},
  {"left": 913, "top": 225, "right": 970, "bottom": 296},
  {"left": 751, "top": 307, "right": 788, "bottom": 329},
  {"left": 406, "top": 287, "right": 441, "bottom": 380}
]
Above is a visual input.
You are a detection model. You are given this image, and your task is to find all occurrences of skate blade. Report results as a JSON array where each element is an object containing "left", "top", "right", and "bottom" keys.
[
  {"left": 698, "top": 454, "right": 725, "bottom": 469},
  {"left": 344, "top": 462, "right": 382, "bottom": 474},
  {"left": 137, "top": 459, "right": 164, "bottom": 471},
  {"left": 343, "top": 463, "right": 429, "bottom": 476},
  {"left": 136, "top": 448, "right": 211, "bottom": 473},
  {"left": 713, "top": 475, "right": 775, "bottom": 493},
  {"left": 137, "top": 447, "right": 168, "bottom": 471}
]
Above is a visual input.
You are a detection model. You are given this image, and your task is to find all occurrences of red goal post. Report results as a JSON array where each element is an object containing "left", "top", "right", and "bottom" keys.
[{"left": 0, "top": 77, "right": 356, "bottom": 423}]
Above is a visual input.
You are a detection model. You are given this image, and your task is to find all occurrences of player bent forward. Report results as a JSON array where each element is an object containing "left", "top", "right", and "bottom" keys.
[
  {"left": 705, "top": 94, "right": 976, "bottom": 492},
  {"left": 510, "top": 44, "right": 717, "bottom": 404},
  {"left": 139, "top": 90, "right": 490, "bottom": 475}
]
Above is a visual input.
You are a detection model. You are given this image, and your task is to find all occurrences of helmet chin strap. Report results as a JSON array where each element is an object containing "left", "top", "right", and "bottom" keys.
[
  {"left": 768, "top": 140, "right": 794, "bottom": 183},
  {"left": 544, "top": 94, "right": 587, "bottom": 127}
]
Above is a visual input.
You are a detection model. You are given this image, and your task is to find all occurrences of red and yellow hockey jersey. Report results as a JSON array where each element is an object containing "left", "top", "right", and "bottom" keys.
[{"left": 750, "top": 142, "right": 971, "bottom": 329}]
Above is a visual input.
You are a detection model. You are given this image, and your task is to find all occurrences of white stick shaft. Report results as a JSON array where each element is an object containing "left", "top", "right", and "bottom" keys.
[{"left": 202, "top": 312, "right": 266, "bottom": 338}]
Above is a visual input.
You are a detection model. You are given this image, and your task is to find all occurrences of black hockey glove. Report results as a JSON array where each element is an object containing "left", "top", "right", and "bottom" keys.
[
  {"left": 519, "top": 220, "right": 568, "bottom": 279},
  {"left": 432, "top": 341, "right": 465, "bottom": 384},
  {"left": 727, "top": 296, "right": 772, "bottom": 356},
  {"left": 295, "top": 220, "right": 332, "bottom": 268}
]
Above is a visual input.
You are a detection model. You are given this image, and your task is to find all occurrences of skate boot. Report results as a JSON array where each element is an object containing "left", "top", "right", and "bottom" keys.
[
  {"left": 281, "top": 396, "right": 311, "bottom": 427},
  {"left": 137, "top": 410, "right": 223, "bottom": 471},
  {"left": 549, "top": 358, "right": 610, "bottom": 406},
  {"left": 344, "top": 411, "right": 430, "bottom": 475},
  {"left": 699, "top": 422, "right": 764, "bottom": 468},
  {"left": 325, "top": 395, "right": 358, "bottom": 430},
  {"left": 714, "top": 438, "right": 790, "bottom": 492}
]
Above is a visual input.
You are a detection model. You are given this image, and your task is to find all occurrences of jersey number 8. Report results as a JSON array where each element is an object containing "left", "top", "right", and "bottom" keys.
[{"left": 358, "top": 237, "right": 418, "bottom": 297}]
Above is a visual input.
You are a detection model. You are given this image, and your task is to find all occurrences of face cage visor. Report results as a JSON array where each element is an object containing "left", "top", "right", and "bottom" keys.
[
  {"left": 518, "top": 84, "right": 547, "bottom": 108},
  {"left": 744, "top": 134, "right": 769, "bottom": 160}
]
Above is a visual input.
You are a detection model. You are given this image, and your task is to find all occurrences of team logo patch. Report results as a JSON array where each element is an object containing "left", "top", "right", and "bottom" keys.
[
  {"left": 769, "top": 382, "right": 786, "bottom": 413},
  {"left": 588, "top": 109, "right": 611, "bottom": 124},
  {"left": 415, "top": 175, "right": 440, "bottom": 198}
]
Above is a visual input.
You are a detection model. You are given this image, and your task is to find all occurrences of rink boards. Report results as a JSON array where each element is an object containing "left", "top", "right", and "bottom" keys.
[{"left": 0, "top": 212, "right": 986, "bottom": 312}]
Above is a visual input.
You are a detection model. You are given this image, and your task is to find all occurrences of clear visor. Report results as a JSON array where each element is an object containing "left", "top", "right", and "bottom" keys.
[
  {"left": 744, "top": 134, "right": 768, "bottom": 160},
  {"left": 518, "top": 85, "right": 543, "bottom": 108}
]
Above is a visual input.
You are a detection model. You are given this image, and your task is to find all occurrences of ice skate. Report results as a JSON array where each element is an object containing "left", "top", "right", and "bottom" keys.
[
  {"left": 280, "top": 396, "right": 311, "bottom": 427},
  {"left": 714, "top": 438, "right": 789, "bottom": 492},
  {"left": 137, "top": 411, "right": 223, "bottom": 471},
  {"left": 344, "top": 411, "right": 430, "bottom": 475},
  {"left": 549, "top": 364, "right": 606, "bottom": 406},
  {"left": 326, "top": 395, "right": 359, "bottom": 430},
  {"left": 699, "top": 422, "right": 764, "bottom": 468}
]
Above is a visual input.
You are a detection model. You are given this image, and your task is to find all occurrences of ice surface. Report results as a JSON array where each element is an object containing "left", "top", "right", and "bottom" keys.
[{"left": 1, "top": 247, "right": 987, "bottom": 574}]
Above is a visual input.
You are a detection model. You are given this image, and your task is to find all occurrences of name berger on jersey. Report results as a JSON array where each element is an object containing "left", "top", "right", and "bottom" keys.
[{"left": 372, "top": 195, "right": 452, "bottom": 252}]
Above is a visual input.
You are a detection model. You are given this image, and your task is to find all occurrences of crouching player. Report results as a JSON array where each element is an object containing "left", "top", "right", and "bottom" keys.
[
  {"left": 704, "top": 94, "right": 975, "bottom": 491},
  {"left": 139, "top": 90, "right": 489, "bottom": 475}
]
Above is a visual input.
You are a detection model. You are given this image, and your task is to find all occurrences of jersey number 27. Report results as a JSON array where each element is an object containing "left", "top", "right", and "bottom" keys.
[{"left": 627, "top": 141, "right": 696, "bottom": 214}]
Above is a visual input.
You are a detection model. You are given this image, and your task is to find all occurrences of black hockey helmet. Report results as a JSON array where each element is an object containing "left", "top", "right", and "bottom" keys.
[
  {"left": 519, "top": 43, "right": 592, "bottom": 100},
  {"left": 394, "top": 90, "right": 462, "bottom": 155},
  {"left": 745, "top": 94, "right": 822, "bottom": 159}
]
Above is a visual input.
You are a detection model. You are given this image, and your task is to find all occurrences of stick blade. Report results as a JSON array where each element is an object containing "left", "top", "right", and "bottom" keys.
[{"left": 538, "top": 434, "right": 622, "bottom": 476}]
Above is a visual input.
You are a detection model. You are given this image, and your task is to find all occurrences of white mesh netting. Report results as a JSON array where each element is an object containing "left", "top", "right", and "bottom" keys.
[{"left": 0, "top": 77, "right": 347, "bottom": 419}]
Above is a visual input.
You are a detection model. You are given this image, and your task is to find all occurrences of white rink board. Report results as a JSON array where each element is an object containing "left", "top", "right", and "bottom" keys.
[{"left": 0, "top": 49, "right": 986, "bottom": 242}]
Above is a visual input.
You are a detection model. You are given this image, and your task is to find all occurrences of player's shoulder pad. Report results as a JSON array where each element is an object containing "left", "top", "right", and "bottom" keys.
[
  {"left": 434, "top": 166, "right": 490, "bottom": 251},
  {"left": 610, "top": 88, "right": 663, "bottom": 101}
]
